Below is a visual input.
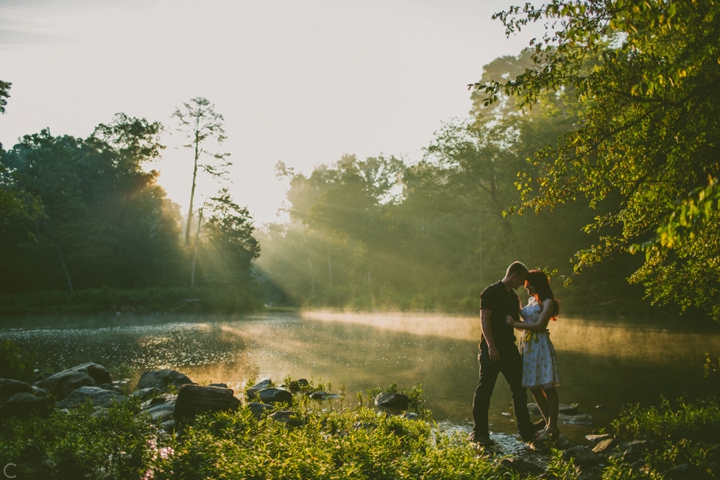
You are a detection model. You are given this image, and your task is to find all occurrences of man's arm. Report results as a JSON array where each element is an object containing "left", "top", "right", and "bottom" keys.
[{"left": 480, "top": 308, "right": 500, "bottom": 361}]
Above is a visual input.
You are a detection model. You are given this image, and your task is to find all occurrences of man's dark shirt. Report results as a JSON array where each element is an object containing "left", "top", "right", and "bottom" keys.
[{"left": 479, "top": 280, "right": 520, "bottom": 349}]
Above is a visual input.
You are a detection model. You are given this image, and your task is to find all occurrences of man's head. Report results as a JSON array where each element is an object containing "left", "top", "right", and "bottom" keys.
[{"left": 504, "top": 261, "right": 529, "bottom": 289}]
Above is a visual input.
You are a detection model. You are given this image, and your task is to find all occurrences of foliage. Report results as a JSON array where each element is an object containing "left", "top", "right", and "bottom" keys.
[
  {"left": 199, "top": 189, "right": 261, "bottom": 287},
  {"left": 0, "top": 120, "right": 184, "bottom": 292},
  {"left": 0, "top": 399, "right": 157, "bottom": 480},
  {"left": 471, "top": 0, "right": 720, "bottom": 319},
  {"left": 0, "top": 79, "right": 10, "bottom": 115},
  {"left": 612, "top": 396, "right": 720, "bottom": 444},
  {"left": 0, "top": 339, "right": 35, "bottom": 381},
  {"left": 605, "top": 396, "right": 720, "bottom": 479}
]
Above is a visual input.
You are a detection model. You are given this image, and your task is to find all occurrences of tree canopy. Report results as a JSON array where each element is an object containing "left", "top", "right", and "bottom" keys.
[{"left": 471, "top": 0, "right": 720, "bottom": 319}]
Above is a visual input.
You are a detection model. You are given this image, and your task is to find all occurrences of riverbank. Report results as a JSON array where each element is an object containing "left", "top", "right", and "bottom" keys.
[
  {"left": 0, "top": 286, "right": 267, "bottom": 316},
  {"left": 1, "top": 360, "right": 718, "bottom": 479}
]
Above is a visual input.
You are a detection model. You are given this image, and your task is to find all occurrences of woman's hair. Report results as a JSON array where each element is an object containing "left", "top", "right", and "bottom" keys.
[{"left": 526, "top": 270, "right": 560, "bottom": 320}]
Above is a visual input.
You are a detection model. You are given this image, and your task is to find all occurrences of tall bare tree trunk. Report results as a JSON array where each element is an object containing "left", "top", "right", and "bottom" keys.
[
  {"left": 184, "top": 118, "right": 201, "bottom": 245},
  {"left": 190, "top": 208, "right": 204, "bottom": 287}
]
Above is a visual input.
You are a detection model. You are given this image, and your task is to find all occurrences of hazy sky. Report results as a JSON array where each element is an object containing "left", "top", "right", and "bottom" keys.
[{"left": 0, "top": 0, "right": 538, "bottom": 225}]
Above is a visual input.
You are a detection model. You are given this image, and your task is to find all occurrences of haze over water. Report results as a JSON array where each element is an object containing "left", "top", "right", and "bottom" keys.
[{"left": 2, "top": 311, "right": 718, "bottom": 444}]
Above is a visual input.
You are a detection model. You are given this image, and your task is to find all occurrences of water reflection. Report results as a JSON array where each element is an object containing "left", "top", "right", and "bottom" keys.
[{"left": 1, "top": 311, "right": 718, "bottom": 444}]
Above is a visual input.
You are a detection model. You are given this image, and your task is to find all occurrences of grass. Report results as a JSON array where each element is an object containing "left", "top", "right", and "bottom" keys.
[{"left": 2, "top": 377, "right": 719, "bottom": 479}]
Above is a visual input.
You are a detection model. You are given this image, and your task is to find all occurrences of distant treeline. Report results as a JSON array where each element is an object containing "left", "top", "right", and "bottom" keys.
[
  {"left": 257, "top": 52, "right": 649, "bottom": 315},
  {"left": 0, "top": 111, "right": 262, "bottom": 312}
]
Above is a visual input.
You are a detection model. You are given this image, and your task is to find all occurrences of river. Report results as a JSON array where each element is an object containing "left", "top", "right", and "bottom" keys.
[{"left": 1, "top": 311, "right": 718, "bottom": 444}]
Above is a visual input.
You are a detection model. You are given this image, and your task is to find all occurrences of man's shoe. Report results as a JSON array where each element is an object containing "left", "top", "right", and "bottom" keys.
[{"left": 469, "top": 433, "right": 494, "bottom": 447}]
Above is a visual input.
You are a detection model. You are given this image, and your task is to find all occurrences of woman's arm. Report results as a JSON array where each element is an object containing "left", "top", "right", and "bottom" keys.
[{"left": 506, "top": 299, "right": 554, "bottom": 332}]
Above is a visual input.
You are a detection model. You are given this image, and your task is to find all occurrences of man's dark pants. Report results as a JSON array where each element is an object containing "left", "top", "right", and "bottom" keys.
[{"left": 472, "top": 342, "right": 532, "bottom": 438}]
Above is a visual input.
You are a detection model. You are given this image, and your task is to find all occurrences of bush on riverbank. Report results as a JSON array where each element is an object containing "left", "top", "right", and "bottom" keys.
[
  {"left": 0, "top": 286, "right": 264, "bottom": 315},
  {"left": 604, "top": 396, "right": 720, "bottom": 479}
]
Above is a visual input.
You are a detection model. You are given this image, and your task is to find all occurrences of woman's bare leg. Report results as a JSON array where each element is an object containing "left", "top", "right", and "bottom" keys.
[
  {"left": 530, "top": 387, "right": 549, "bottom": 424},
  {"left": 544, "top": 387, "right": 559, "bottom": 431}
]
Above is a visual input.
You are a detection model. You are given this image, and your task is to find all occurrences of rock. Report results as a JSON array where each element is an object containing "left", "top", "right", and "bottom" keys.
[
  {"left": 562, "top": 446, "right": 602, "bottom": 467},
  {"left": 141, "top": 393, "right": 177, "bottom": 422},
  {"left": 173, "top": 384, "right": 240, "bottom": 420},
  {"left": 34, "top": 370, "right": 96, "bottom": 400},
  {"left": 257, "top": 387, "right": 293, "bottom": 405},
  {"left": 247, "top": 402, "right": 273, "bottom": 419},
  {"left": 269, "top": 410, "right": 304, "bottom": 426},
  {"left": 592, "top": 438, "right": 617, "bottom": 454},
  {"left": 97, "top": 383, "right": 125, "bottom": 395},
  {"left": 555, "top": 434, "right": 572, "bottom": 450},
  {"left": 246, "top": 379, "right": 273, "bottom": 400},
  {"left": 73, "top": 362, "right": 112, "bottom": 385},
  {"left": 0, "top": 378, "right": 35, "bottom": 402},
  {"left": 136, "top": 369, "right": 194, "bottom": 392},
  {"left": 621, "top": 440, "right": 649, "bottom": 463},
  {"left": 402, "top": 412, "right": 421, "bottom": 420},
  {"left": 0, "top": 393, "right": 54, "bottom": 419},
  {"left": 375, "top": 393, "right": 409, "bottom": 414},
  {"left": 209, "top": 383, "right": 227, "bottom": 388},
  {"left": 586, "top": 433, "right": 613, "bottom": 443},
  {"left": 558, "top": 413, "right": 593, "bottom": 426},
  {"left": 131, "top": 387, "right": 164, "bottom": 401},
  {"left": 159, "top": 420, "right": 175, "bottom": 433},
  {"left": 56, "top": 386, "right": 126, "bottom": 409}
]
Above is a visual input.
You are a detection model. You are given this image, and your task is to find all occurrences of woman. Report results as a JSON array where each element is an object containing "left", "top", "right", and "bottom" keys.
[{"left": 506, "top": 270, "right": 561, "bottom": 441}]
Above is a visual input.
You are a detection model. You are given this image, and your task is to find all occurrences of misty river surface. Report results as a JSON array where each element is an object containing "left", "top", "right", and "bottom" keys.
[{"left": 2, "top": 311, "right": 719, "bottom": 444}]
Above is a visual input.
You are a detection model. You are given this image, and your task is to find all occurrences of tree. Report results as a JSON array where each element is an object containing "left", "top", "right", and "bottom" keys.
[
  {"left": 472, "top": 0, "right": 720, "bottom": 319},
  {"left": 199, "top": 188, "right": 260, "bottom": 287},
  {"left": 0, "top": 80, "right": 10, "bottom": 115},
  {"left": 173, "top": 97, "right": 231, "bottom": 245}
]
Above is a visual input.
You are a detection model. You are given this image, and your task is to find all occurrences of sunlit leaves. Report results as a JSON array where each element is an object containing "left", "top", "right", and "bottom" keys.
[{"left": 471, "top": 0, "right": 720, "bottom": 319}]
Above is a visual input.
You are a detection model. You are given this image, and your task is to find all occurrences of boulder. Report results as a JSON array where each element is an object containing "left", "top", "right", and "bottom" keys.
[
  {"left": 246, "top": 379, "right": 273, "bottom": 400},
  {"left": 0, "top": 378, "right": 35, "bottom": 402},
  {"left": 0, "top": 393, "right": 54, "bottom": 419},
  {"left": 402, "top": 412, "right": 421, "bottom": 420},
  {"left": 141, "top": 395, "right": 176, "bottom": 423},
  {"left": 209, "top": 383, "right": 228, "bottom": 388},
  {"left": 131, "top": 387, "right": 164, "bottom": 401},
  {"left": 56, "top": 386, "right": 125, "bottom": 409},
  {"left": 34, "top": 370, "right": 96, "bottom": 400},
  {"left": 136, "top": 369, "right": 194, "bottom": 392},
  {"left": 173, "top": 384, "right": 240, "bottom": 420},
  {"left": 72, "top": 362, "right": 112, "bottom": 385},
  {"left": 558, "top": 413, "right": 593, "bottom": 426},
  {"left": 375, "top": 393, "right": 409, "bottom": 414},
  {"left": 562, "top": 446, "right": 602, "bottom": 467},
  {"left": 247, "top": 402, "right": 273, "bottom": 419},
  {"left": 257, "top": 387, "right": 293, "bottom": 405}
]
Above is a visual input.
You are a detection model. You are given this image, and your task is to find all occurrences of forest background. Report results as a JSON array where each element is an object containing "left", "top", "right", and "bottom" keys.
[{"left": 1, "top": 0, "right": 719, "bottom": 322}]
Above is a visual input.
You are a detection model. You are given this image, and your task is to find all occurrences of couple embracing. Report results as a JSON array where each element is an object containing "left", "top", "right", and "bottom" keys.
[{"left": 470, "top": 261, "right": 561, "bottom": 447}]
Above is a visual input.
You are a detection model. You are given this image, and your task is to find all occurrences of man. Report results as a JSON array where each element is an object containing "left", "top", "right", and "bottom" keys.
[{"left": 470, "top": 261, "right": 537, "bottom": 446}]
